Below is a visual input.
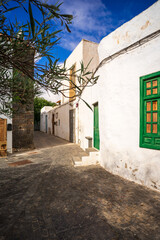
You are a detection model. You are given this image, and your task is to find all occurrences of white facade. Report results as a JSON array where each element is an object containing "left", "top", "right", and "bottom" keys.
[
  {"left": 47, "top": 39, "right": 99, "bottom": 144},
  {"left": 48, "top": 103, "right": 75, "bottom": 141},
  {"left": 98, "top": 1, "right": 160, "bottom": 191},
  {"left": 0, "top": 114, "right": 12, "bottom": 153},
  {"left": 40, "top": 106, "right": 53, "bottom": 133}
]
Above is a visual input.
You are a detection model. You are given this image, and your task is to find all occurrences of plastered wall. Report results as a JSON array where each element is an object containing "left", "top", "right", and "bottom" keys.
[
  {"left": 50, "top": 103, "right": 72, "bottom": 141},
  {"left": 98, "top": 1, "right": 160, "bottom": 191},
  {"left": 56, "top": 39, "right": 99, "bottom": 146}
]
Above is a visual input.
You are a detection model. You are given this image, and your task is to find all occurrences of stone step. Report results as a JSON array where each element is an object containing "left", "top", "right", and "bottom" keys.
[
  {"left": 78, "top": 151, "right": 89, "bottom": 157},
  {"left": 72, "top": 156, "right": 83, "bottom": 167},
  {"left": 85, "top": 148, "right": 98, "bottom": 154},
  {"left": 82, "top": 151, "right": 99, "bottom": 165},
  {"left": 73, "top": 148, "right": 100, "bottom": 167}
]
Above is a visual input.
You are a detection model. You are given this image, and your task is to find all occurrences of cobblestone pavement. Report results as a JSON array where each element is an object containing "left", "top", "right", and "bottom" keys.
[{"left": 0, "top": 132, "right": 160, "bottom": 240}]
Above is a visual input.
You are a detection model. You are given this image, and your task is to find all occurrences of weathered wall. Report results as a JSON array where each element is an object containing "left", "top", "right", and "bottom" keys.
[
  {"left": 99, "top": 1, "right": 160, "bottom": 61},
  {"left": 98, "top": 1, "right": 160, "bottom": 191},
  {"left": 12, "top": 49, "right": 35, "bottom": 150},
  {"left": 13, "top": 103, "right": 34, "bottom": 150}
]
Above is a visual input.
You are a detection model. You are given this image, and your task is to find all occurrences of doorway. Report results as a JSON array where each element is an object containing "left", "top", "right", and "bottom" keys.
[
  {"left": 52, "top": 114, "right": 55, "bottom": 135},
  {"left": 45, "top": 115, "right": 48, "bottom": 133},
  {"left": 94, "top": 103, "right": 100, "bottom": 150},
  {"left": 0, "top": 118, "right": 7, "bottom": 156},
  {"left": 69, "top": 109, "right": 76, "bottom": 143}
]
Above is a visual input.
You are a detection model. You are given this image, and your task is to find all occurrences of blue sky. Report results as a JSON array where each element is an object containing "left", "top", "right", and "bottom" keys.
[
  {"left": 56, "top": 0, "right": 157, "bottom": 62},
  {"left": 5, "top": 0, "right": 157, "bottom": 63}
]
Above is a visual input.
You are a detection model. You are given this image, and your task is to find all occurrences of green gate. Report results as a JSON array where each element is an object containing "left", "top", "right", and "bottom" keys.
[{"left": 94, "top": 103, "right": 100, "bottom": 150}]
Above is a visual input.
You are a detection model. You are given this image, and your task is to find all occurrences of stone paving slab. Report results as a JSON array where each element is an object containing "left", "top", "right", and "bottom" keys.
[{"left": 0, "top": 133, "right": 160, "bottom": 240}]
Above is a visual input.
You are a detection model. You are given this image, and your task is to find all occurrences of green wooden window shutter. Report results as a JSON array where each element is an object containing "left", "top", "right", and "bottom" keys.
[{"left": 140, "top": 71, "right": 160, "bottom": 149}]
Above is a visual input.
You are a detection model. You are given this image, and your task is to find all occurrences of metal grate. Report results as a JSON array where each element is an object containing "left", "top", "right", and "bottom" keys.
[{"left": 8, "top": 159, "right": 33, "bottom": 167}]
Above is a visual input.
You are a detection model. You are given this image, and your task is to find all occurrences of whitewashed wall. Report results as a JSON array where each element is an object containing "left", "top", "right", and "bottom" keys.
[
  {"left": 78, "top": 40, "right": 99, "bottom": 149},
  {"left": 98, "top": 1, "right": 160, "bottom": 191},
  {"left": 50, "top": 41, "right": 83, "bottom": 141},
  {"left": 53, "top": 39, "right": 99, "bottom": 145},
  {"left": 0, "top": 114, "right": 12, "bottom": 153},
  {"left": 40, "top": 106, "right": 53, "bottom": 133},
  {"left": 50, "top": 103, "right": 74, "bottom": 141}
]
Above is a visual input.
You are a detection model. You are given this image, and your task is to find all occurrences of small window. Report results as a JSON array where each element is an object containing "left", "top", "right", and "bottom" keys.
[
  {"left": 140, "top": 71, "right": 160, "bottom": 149},
  {"left": 7, "top": 123, "right": 12, "bottom": 131}
]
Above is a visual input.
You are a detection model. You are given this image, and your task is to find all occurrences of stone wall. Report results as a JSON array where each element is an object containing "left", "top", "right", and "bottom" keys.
[
  {"left": 12, "top": 48, "right": 34, "bottom": 150},
  {"left": 12, "top": 102, "right": 34, "bottom": 150}
]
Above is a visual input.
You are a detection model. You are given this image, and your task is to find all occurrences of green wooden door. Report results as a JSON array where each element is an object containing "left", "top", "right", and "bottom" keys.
[
  {"left": 94, "top": 103, "right": 100, "bottom": 150},
  {"left": 45, "top": 115, "right": 48, "bottom": 133}
]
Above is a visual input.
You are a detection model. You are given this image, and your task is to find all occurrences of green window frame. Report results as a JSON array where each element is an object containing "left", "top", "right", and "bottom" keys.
[{"left": 140, "top": 71, "right": 160, "bottom": 149}]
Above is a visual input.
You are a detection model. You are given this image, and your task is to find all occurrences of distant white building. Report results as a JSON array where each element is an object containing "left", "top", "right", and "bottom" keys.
[
  {"left": 41, "top": 1, "right": 160, "bottom": 191},
  {"left": 40, "top": 106, "right": 54, "bottom": 133}
]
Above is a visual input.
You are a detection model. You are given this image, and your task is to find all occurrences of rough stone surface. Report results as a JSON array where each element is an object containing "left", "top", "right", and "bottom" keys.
[
  {"left": 13, "top": 104, "right": 34, "bottom": 150},
  {"left": 0, "top": 132, "right": 160, "bottom": 240},
  {"left": 12, "top": 49, "right": 34, "bottom": 151}
]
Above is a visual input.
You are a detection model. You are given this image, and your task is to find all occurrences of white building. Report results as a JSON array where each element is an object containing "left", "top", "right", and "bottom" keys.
[
  {"left": 41, "top": 1, "right": 160, "bottom": 191},
  {"left": 40, "top": 106, "right": 54, "bottom": 134},
  {"left": 98, "top": 0, "right": 160, "bottom": 191},
  {"left": 45, "top": 39, "right": 99, "bottom": 145}
]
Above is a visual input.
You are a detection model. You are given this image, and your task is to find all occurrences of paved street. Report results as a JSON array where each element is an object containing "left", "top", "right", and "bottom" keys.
[{"left": 0, "top": 132, "right": 160, "bottom": 240}]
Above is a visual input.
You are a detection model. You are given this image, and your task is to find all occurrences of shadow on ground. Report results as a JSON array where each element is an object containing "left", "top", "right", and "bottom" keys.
[{"left": 0, "top": 143, "right": 160, "bottom": 240}]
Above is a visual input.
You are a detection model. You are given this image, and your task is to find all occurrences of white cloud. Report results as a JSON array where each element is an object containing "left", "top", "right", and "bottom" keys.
[
  {"left": 57, "top": 0, "right": 115, "bottom": 51},
  {"left": 45, "top": 0, "right": 126, "bottom": 52},
  {"left": 34, "top": 51, "right": 42, "bottom": 63},
  {"left": 61, "top": 0, "right": 111, "bottom": 32},
  {"left": 39, "top": 88, "right": 60, "bottom": 103}
]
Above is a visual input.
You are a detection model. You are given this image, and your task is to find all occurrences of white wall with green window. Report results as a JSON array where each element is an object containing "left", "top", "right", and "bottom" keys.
[{"left": 98, "top": 1, "right": 160, "bottom": 191}]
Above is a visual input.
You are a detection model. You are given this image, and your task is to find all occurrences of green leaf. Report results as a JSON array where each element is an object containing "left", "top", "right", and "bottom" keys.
[
  {"left": 3, "top": 6, "right": 19, "bottom": 13},
  {"left": 29, "top": 0, "right": 35, "bottom": 38},
  {"left": 35, "top": 19, "right": 40, "bottom": 26},
  {"left": 81, "top": 99, "right": 93, "bottom": 111},
  {"left": 61, "top": 14, "right": 73, "bottom": 19},
  {"left": 65, "top": 23, "right": 71, "bottom": 33},
  {"left": 81, "top": 61, "right": 84, "bottom": 73}
]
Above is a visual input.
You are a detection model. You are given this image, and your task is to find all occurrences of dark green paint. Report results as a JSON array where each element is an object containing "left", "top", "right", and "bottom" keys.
[
  {"left": 94, "top": 103, "right": 100, "bottom": 150},
  {"left": 140, "top": 71, "right": 160, "bottom": 150}
]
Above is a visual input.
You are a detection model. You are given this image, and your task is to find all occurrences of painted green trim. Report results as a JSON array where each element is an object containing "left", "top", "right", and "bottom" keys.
[
  {"left": 93, "top": 102, "right": 100, "bottom": 150},
  {"left": 140, "top": 71, "right": 160, "bottom": 81},
  {"left": 140, "top": 71, "right": 160, "bottom": 150}
]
